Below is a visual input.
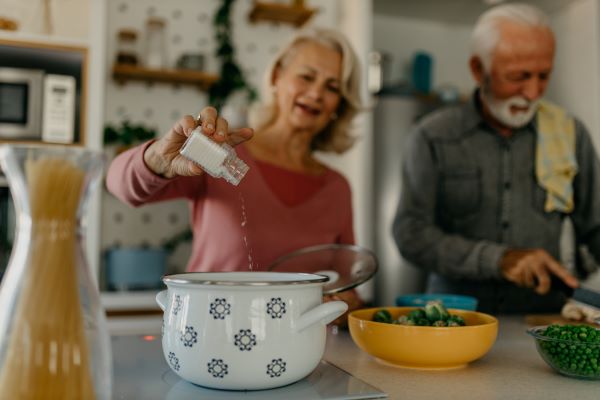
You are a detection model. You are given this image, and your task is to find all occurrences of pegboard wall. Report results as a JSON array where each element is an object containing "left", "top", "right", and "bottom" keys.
[{"left": 101, "top": 0, "right": 338, "bottom": 276}]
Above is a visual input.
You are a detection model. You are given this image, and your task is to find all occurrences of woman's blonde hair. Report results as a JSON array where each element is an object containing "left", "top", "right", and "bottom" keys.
[{"left": 247, "top": 27, "right": 364, "bottom": 154}]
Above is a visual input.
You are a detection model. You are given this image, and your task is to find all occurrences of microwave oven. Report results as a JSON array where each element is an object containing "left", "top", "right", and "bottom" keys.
[{"left": 0, "top": 67, "right": 44, "bottom": 140}]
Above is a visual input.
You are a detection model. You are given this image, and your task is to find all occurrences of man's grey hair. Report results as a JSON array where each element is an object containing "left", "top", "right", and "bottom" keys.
[{"left": 471, "top": 3, "right": 551, "bottom": 70}]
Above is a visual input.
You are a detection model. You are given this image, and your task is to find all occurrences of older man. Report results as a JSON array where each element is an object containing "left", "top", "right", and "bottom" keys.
[{"left": 392, "top": 3, "right": 600, "bottom": 314}]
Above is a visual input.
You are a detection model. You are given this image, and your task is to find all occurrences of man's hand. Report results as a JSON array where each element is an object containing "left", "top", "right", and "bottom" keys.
[{"left": 500, "top": 248, "right": 579, "bottom": 295}]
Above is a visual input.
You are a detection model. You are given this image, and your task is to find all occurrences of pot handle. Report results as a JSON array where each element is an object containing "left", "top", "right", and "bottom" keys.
[
  {"left": 294, "top": 301, "right": 348, "bottom": 333},
  {"left": 156, "top": 290, "right": 168, "bottom": 312}
]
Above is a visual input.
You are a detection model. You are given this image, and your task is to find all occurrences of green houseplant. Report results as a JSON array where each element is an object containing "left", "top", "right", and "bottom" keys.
[{"left": 210, "top": 0, "right": 256, "bottom": 111}]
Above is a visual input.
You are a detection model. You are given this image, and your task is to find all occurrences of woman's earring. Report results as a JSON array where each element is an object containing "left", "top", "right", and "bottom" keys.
[{"left": 330, "top": 112, "right": 338, "bottom": 120}]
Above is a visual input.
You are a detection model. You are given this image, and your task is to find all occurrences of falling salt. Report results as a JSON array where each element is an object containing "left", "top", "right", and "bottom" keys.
[{"left": 239, "top": 193, "right": 255, "bottom": 270}]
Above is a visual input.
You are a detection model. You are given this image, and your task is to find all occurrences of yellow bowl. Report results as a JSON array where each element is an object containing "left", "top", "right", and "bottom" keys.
[{"left": 348, "top": 307, "right": 498, "bottom": 370}]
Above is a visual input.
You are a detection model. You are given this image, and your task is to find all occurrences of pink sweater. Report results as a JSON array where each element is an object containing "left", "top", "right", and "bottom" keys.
[{"left": 105, "top": 142, "right": 355, "bottom": 272}]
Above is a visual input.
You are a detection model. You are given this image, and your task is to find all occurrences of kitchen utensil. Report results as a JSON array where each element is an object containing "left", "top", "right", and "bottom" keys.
[
  {"left": 396, "top": 293, "right": 478, "bottom": 310},
  {"left": 155, "top": 272, "right": 347, "bottom": 390},
  {"left": 349, "top": 307, "right": 498, "bottom": 370},
  {"left": 267, "top": 244, "right": 378, "bottom": 295},
  {"left": 551, "top": 276, "right": 600, "bottom": 309},
  {"left": 528, "top": 325, "right": 600, "bottom": 379},
  {"left": 0, "top": 145, "right": 111, "bottom": 399}
]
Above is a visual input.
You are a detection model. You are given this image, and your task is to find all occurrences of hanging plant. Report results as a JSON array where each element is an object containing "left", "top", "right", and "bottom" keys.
[{"left": 210, "top": 0, "right": 257, "bottom": 111}]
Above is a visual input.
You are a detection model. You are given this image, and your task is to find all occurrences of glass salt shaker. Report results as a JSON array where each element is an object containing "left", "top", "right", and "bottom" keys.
[
  {"left": 179, "top": 127, "right": 249, "bottom": 186},
  {"left": 144, "top": 17, "right": 167, "bottom": 69}
]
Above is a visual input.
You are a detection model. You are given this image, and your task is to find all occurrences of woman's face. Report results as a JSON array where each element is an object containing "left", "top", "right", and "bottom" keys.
[{"left": 272, "top": 41, "right": 342, "bottom": 135}]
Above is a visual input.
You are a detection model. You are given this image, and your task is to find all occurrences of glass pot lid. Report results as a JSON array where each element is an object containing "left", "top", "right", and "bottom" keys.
[{"left": 267, "top": 244, "right": 378, "bottom": 295}]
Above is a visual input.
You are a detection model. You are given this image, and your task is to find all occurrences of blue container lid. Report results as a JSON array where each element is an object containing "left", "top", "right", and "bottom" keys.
[{"left": 395, "top": 293, "right": 478, "bottom": 311}]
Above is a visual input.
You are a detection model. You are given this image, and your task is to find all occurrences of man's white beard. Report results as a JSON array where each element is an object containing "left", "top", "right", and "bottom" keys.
[{"left": 481, "top": 86, "right": 539, "bottom": 129}]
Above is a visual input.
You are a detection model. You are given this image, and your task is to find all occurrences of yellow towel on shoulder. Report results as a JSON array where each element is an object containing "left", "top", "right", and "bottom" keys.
[{"left": 536, "top": 100, "right": 578, "bottom": 213}]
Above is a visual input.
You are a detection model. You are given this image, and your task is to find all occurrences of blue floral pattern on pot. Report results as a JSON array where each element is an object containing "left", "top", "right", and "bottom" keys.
[
  {"left": 234, "top": 329, "right": 257, "bottom": 351},
  {"left": 172, "top": 294, "right": 182, "bottom": 316},
  {"left": 266, "top": 297, "right": 286, "bottom": 319},
  {"left": 209, "top": 298, "right": 231, "bottom": 320},
  {"left": 168, "top": 352, "right": 180, "bottom": 371},
  {"left": 207, "top": 358, "right": 228, "bottom": 378},
  {"left": 180, "top": 326, "right": 198, "bottom": 347},
  {"left": 266, "top": 358, "right": 286, "bottom": 378}
]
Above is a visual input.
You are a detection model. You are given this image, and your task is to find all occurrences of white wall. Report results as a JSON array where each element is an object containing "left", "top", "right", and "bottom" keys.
[
  {"left": 546, "top": 0, "right": 600, "bottom": 289},
  {"left": 373, "top": 14, "right": 474, "bottom": 95},
  {"left": 0, "top": 0, "right": 90, "bottom": 39},
  {"left": 546, "top": 0, "right": 600, "bottom": 152}
]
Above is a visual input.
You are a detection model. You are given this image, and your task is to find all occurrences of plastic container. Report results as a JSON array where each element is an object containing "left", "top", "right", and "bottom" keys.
[
  {"left": 105, "top": 247, "right": 166, "bottom": 291},
  {"left": 412, "top": 51, "right": 433, "bottom": 93},
  {"left": 396, "top": 293, "right": 478, "bottom": 311},
  {"left": 179, "top": 127, "right": 249, "bottom": 185}
]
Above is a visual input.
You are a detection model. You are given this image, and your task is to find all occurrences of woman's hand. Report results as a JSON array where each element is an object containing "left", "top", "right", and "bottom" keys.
[
  {"left": 143, "top": 107, "right": 254, "bottom": 178},
  {"left": 324, "top": 289, "right": 364, "bottom": 328}
]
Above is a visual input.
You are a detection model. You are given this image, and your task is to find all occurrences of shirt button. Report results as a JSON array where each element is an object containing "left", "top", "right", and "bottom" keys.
[
  {"left": 502, "top": 221, "right": 510, "bottom": 230},
  {"left": 504, "top": 182, "right": 511, "bottom": 190}
]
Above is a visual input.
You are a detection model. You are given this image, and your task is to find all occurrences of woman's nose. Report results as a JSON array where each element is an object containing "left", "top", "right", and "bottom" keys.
[{"left": 305, "top": 83, "right": 324, "bottom": 100}]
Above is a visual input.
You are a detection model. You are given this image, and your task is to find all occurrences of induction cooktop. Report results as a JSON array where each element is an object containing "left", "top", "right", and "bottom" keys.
[{"left": 112, "top": 335, "right": 387, "bottom": 400}]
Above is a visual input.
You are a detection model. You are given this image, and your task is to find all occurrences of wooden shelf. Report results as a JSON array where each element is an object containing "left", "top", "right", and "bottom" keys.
[
  {"left": 112, "top": 64, "right": 218, "bottom": 90},
  {"left": 0, "top": 140, "right": 84, "bottom": 147},
  {"left": 248, "top": 1, "right": 316, "bottom": 27}
]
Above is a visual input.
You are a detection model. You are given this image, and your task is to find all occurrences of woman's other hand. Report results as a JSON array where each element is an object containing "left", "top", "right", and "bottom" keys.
[
  {"left": 324, "top": 289, "right": 364, "bottom": 328},
  {"left": 143, "top": 107, "right": 254, "bottom": 178}
]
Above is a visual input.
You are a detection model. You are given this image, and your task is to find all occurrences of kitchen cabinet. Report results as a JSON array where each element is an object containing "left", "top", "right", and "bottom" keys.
[
  {"left": 0, "top": 22, "right": 105, "bottom": 281},
  {"left": 0, "top": 32, "right": 88, "bottom": 146}
]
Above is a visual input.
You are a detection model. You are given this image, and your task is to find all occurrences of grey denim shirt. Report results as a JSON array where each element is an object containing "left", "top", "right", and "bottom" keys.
[{"left": 392, "top": 92, "right": 600, "bottom": 313}]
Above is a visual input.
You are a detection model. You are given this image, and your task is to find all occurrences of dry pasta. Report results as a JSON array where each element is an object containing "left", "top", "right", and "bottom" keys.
[{"left": 0, "top": 156, "right": 95, "bottom": 399}]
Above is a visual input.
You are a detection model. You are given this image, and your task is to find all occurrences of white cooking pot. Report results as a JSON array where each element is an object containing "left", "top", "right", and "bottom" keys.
[{"left": 155, "top": 272, "right": 348, "bottom": 390}]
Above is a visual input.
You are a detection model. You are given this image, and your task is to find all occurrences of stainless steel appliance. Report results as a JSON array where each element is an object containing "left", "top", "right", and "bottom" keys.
[
  {"left": 0, "top": 68, "right": 44, "bottom": 140},
  {"left": 373, "top": 94, "right": 439, "bottom": 306}
]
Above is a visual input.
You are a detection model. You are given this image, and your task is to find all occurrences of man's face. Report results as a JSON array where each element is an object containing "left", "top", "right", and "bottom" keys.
[{"left": 479, "top": 22, "right": 555, "bottom": 128}]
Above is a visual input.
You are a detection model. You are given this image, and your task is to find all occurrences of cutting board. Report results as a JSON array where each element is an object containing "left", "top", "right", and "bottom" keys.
[{"left": 525, "top": 314, "right": 597, "bottom": 327}]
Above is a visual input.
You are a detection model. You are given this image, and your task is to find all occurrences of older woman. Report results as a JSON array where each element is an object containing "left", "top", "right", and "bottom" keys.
[{"left": 107, "top": 27, "right": 364, "bottom": 278}]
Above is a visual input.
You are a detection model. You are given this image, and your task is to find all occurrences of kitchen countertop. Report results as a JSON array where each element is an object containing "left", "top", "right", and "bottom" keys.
[
  {"left": 324, "top": 316, "right": 599, "bottom": 400},
  {"left": 113, "top": 316, "right": 599, "bottom": 400}
]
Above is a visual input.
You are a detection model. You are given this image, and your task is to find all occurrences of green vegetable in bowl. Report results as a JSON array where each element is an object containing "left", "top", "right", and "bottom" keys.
[
  {"left": 425, "top": 301, "right": 449, "bottom": 322},
  {"left": 531, "top": 324, "right": 600, "bottom": 378},
  {"left": 371, "top": 301, "right": 466, "bottom": 327},
  {"left": 373, "top": 309, "right": 392, "bottom": 323}
]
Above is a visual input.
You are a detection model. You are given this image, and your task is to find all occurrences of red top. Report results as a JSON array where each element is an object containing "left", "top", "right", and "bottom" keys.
[
  {"left": 254, "top": 159, "right": 327, "bottom": 207},
  {"left": 105, "top": 141, "right": 355, "bottom": 272}
]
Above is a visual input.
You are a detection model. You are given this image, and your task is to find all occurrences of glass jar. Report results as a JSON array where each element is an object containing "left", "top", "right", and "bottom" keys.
[
  {"left": 116, "top": 28, "right": 139, "bottom": 65},
  {"left": 0, "top": 145, "right": 111, "bottom": 400},
  {"left": 144, "top": 17, "right": 168, "bottom": 69}
]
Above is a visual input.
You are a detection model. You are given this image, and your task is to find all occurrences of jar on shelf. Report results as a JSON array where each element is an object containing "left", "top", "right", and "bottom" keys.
[
  {"left": 144, "top": 17, "right": 168, "bottom": 69},
  {"left": 116, "top": 28, "right": 139, "bottom": 65}
]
